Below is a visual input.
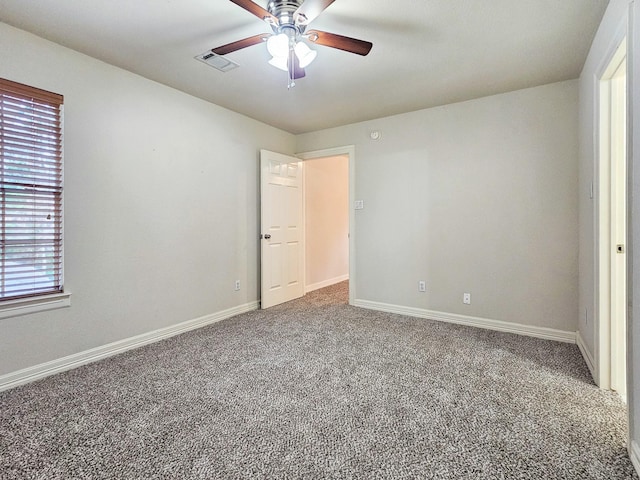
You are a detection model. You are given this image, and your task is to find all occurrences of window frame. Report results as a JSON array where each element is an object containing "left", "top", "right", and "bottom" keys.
[{"left": 0, "top": 78, "right": 70, "bottom": 318}]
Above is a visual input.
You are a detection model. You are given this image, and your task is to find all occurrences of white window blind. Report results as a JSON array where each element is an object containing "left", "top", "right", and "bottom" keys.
[{"left": 0, "top": 78, "right": 63, "bottom": 301}]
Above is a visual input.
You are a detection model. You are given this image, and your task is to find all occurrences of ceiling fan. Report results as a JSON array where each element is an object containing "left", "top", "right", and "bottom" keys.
[{"left": 211, "top": 0, "right": 373, "bottom": 88}]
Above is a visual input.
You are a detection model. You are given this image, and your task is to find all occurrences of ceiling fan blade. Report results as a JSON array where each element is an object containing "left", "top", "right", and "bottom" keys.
[
  {"left": 293, "top": 56, "right": 306, "bottom": 79},
  {"left": 229, "top": 0, "right": 279, "bottom": 25},
  {"left": 306, "top": 30, "right": 373, "bottom": 56},
  {"left": 212, "top": 33, "right": 270, "bottom": 55},
  {"left": 293, "top": 0, "right": 336, "bottom": 26},
  {"left": 288, "top": 54, "right": 306, "bottom": 79}
]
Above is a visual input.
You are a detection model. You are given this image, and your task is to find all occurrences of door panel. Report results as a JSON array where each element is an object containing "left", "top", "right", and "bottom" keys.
[
  {"left": 609, "top": 58, "right": 627, "bottom": 397},
  {"left": 261, "top": 150, "right": 304, "bottom": 308}
]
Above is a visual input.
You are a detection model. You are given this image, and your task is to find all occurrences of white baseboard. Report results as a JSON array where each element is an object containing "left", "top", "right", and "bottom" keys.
[
  {"left": 0, "top": 301, "right": 258, "bottom": 393},
  {"left": 631, "top": 441, "right": 640, "bottom": 477},
  {"left": 353, "top": 299, "right": 576, "bottom": 343},
  {"left": 575, "top": 330, "right": 597, "bottom": 383},
  {"left": 305, "top": 274, "right": 349, "bottom": 293}
]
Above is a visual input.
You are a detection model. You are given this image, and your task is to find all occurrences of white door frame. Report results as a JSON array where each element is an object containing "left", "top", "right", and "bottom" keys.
[
  {"left": 297, "top": 145, "right": 356, "bottom": 305},
  {"left": 595, "top": 34, "right": 628, "bottom": 393}
]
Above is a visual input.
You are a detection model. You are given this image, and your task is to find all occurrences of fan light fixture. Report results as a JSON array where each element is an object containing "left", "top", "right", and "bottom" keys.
[
  {"left": 268, "top": 55, "right": 289, "bottom": 72},
  {"left": 210, "top": 0, "right": 373, "bottom": 89},
  {"left": 294, "top": 41, "right": 317, "bottom": 68},
  {"left": 266, "top": 33, "right": 289, "bottom": 57},
  {"left": 267, "top": 33, "right": 317, "bottom": 73}
]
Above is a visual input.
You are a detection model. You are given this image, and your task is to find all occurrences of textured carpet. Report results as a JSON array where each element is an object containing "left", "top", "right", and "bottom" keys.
[{"left": 0, "top": 282, "right": 637, "bottom": 479}]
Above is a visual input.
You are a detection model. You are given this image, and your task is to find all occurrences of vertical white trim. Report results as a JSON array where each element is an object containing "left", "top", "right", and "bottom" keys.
[
  {"left": 297, "top": 146, "right": 356, "bottom": 305},
  {"left": 301, "top": 158, "right": 307, "bottom": 296},
  {"left": 625, "top": 0, "right": 637, "bottom": 460},
  {"left": 597, "top": 69, "right": 613, "bottom": 390},
  {"left": 630, "top": 440, "right": 640, "bottom": 476}
]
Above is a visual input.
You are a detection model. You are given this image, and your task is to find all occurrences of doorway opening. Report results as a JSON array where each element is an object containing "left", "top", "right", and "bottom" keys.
[
  {"left": 259, "top": 146, "right": 355, "bottom": 309},
  {"left": 597, "top": 37, "right": 627, "bottom": 401},
  {"left": 298, "top": 146, "right": 356, "bottom": 305},
  {"left": 303, "top": 154, "right": 349, "bottom": 296}
]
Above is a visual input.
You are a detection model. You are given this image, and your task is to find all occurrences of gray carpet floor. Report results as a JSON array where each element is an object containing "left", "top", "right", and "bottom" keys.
[{"left": 0, "top": 282, "right": 638, "bottom": 479}]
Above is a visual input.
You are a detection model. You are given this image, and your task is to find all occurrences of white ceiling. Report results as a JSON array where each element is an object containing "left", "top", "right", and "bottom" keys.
[{"left": 0, "top": 0, "right": 608, "bottom": 134}]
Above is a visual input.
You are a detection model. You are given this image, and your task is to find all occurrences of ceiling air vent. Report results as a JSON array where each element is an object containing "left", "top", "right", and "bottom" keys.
[{"left": 195, "top": 51, "right": 239, "bottom": 72}]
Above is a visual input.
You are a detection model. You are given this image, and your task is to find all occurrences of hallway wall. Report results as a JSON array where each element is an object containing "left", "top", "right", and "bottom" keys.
[{"left": 304, "top": 155, "right": 349, "bottom": 291}]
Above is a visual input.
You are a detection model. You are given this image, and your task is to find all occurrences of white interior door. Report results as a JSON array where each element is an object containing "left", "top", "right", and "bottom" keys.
[
  {"left": 260, "top": 149, "right": 304, "bottom": 309},
  {"left": 598, "top": 38, "right": 627, "bottom": 396},
  {"left": 609, "top": 57, "right": 627, "bottom": 398}
]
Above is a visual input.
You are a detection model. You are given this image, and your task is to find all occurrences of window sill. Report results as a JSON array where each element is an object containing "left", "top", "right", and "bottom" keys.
[{"left": 0, "top": 292, "right": 71, "bottom": 320}]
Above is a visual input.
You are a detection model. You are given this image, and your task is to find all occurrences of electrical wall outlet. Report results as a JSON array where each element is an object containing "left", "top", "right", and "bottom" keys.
[
  {"left": 418, "top": 281, "right": 426, "bottom": 292},
  {"left": 235, "top": 280, "right": 240, "bottom": 291},
  {"left": 463, "top": 293, "right": 471, "bottom": 305}
]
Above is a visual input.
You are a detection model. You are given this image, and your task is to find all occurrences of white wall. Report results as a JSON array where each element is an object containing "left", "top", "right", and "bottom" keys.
[
  {"left": 297, "top": 80, "right": 579, "bottom": 334},
  {"left": 0, "top": 22, "right": 295, "bottom": 376},
  {"left": 304, "top": 155, "right": 349, "bottom": 291}
]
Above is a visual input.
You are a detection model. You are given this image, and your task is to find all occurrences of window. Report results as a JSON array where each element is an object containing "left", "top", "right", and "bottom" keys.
[{"left": 0, "top": 79, "right": 63, "bottom": 302}]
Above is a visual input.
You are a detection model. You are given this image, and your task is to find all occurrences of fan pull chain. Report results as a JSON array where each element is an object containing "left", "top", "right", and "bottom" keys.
[{"left": 287, "top": 47, "right": 295, "bottom": 89}]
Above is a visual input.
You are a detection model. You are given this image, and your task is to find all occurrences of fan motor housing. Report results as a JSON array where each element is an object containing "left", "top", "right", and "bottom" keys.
[{"left": 268, "top": 0, "right": 304, "bottom": 27}]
